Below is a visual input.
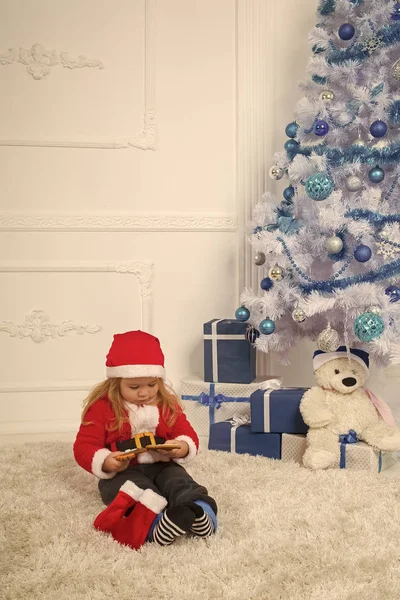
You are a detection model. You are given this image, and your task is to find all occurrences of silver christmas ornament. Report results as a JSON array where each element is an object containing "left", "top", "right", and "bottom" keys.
[
  {"left": 268, "top": 264, "right": 284, "bottom": 282},
  {"left": 345, "top": 175, "right": 363, "bottom": 192},
  {"left": 325, "top": 236, "right": 343, "bottom": 254},
  {"left": 269, "top": 165, "right": 284, "bottom": 181},
  {"left": 254, "top": 252, "right": 266, "bottom": 266},
  {"left": 317, "top": 324, "right": 340, "bottom": 353},
  {"left": 392, "top": 58, "right": 400, "bottom": 81},
  {"left": 292, "top": 308, "right": 306, "bottom": 323},
  {"left": 319, "top": 90, "right": 335, "bottom": 102}
]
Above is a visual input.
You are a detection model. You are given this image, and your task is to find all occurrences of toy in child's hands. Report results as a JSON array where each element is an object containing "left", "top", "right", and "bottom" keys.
[
  {"left": 300, "top": 347, "right": 400, "bottom": 470},
  {"left": 115, "top": 443, "right": 181, "bottom": 461}
]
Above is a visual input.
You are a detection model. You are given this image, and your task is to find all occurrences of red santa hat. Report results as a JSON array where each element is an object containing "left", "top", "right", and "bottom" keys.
[{"left": 105, "top": 330, "right": 166, "bottom": 380}]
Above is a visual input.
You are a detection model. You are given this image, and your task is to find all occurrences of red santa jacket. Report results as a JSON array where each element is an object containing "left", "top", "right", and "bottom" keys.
[{"left": 73, "top": 397, "right": 199, "bottom": 479}]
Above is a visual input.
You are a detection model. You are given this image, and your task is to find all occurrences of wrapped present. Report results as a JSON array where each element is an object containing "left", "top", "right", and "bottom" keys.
[
  {"left": 181, "top": 375, "right": 281, "bottom": 439},
  {"left": 339, "top": 435, "right": 396, "bottom": 472},
  {"left": 280, "top": 432, "right": 396, "bottom": 473},
  {"left": 281, "top": 433, "right": 307, "bottom": 463},
  {"left": 208, "top": 418, "right": 281, "bottom": 459},
  {"left": 250, "top": 387, "right": 309, "bottom": 434},
  {"left": 203, "top": 318, "right": 256, "bottom": 383}
]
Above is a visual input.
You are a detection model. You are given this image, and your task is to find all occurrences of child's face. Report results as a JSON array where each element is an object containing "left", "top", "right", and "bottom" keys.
[{"left": 119, "top": 377, "right": 160, "bottom": 405}]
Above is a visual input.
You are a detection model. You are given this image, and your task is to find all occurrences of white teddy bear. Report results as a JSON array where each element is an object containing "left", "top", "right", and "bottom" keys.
[{"left": 300, "top": 346, "right": 400, "bottom": 470}]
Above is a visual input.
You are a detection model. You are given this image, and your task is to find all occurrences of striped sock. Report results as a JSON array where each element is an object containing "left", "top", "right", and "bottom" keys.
[
  {"left": 151, "top": 505, "right": 196, "bottom": 546},
  {"left": 189, "top": 506, "right": 214, "bottom": 538}
]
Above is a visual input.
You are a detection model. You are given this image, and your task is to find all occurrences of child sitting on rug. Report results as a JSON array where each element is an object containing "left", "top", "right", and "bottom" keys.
[{"left": 73, "top": 330, "right": 217, "bottom": 549}]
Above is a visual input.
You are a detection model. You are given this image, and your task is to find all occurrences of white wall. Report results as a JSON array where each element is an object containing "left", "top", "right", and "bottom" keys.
[{"left": 0, "top": 0, "right": 240, "bottom": 440}]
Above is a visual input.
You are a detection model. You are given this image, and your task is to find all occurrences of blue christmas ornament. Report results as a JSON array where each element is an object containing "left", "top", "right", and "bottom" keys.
[
  {"left": 354, "top": 244, "right": 372, "bottom": 262},
  {"left": 260, "top": 277, "right": 274, "bottom": 291},
  {"left": 392, "top": 2, "right": 400, "bottom": 20},
  {"left": 338, "top": 23, "right": 355, "bottom": 41},
  {"left": 283, "top": 186, "right": 295, "bottom": 202},
  {"left": 385, "top": 285, "right": 400, "bottom": 303},
  {"left": 368, "top": 166, "right": 385, "bottom": 184},
  {"left": 260, "top": 318, "right": 276, "bottom": 335},
  {"left": 235, "top": 306, "right": 250, "bottom": 322},
  {"left": 245, "top": 327, "right": 260, "bottom": 343},
  {"left": 285, "top": 122, "right": 298, "bottom": 138},
  {"left": 284, "top": 139, "right": 299, "bottom": 153},
  {"left": 305, "top": 173, "right": 334, "bottom": 201},
  {"left": 369, "top": 120, "right": 388, "bottom": 138},
  {"left": 313, "top": 120, "right": 329, "bottom": 136},
  {"left": 354, "top": 312, "right": 385, "bottom": 342}
]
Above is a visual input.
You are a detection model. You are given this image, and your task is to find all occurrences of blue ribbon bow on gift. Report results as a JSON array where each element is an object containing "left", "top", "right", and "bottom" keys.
[
  {"left": 198, "top": 391, "right": 225, "bottom": 410},
  {"left": 339, "top": 429, "right": 358, "bottom": 469}
]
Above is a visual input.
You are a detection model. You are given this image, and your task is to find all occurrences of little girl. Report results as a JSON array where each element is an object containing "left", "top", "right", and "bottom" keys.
[{"left": 73, "top": 330, "right": 217, "bottom": 549}]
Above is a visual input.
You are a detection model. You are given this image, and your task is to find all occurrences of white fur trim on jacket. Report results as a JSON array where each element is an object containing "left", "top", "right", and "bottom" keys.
[
  {"left": 173, "top": 435, "right": 198, "bottom": 464},
  {"left": 313, "top": 351, "right": 369, "bottom": 375},
  {"left": 91, "top": 448, "right": 116, "bottom": 479},
  {"left": 139, "top": 489, "right": 167, "bottom": 514},
  {"left": 119, "top": 481, "right": 144, "bottom": 501},
  {"left": 125, "top": 403, "right": 159, "bottom": 436},
  {"left": 106, "top": 364, "right": 166, "bottom": 380}
]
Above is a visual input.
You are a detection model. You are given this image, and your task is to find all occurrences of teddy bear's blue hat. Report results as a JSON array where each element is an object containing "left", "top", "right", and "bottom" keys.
[{"left": 313, "top": 346, "right": 369, "bottom": 373}]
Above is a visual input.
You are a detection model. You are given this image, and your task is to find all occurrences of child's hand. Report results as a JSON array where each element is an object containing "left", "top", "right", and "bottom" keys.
[
  {"left": 102, "top": 452, "right": 131, "bottom": 473},
  {"left": 155, "top": 440, "right": 189, "bottom": 459}
]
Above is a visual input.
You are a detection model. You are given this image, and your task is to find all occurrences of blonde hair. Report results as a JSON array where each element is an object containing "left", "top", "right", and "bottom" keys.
[{"left": 81, "top": 378, "right": 181, "bottom": 431}]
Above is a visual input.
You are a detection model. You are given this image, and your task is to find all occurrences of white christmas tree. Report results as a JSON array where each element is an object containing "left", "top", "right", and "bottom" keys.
[{"left": 237, "top": 0, "right": 400, "bottom": 367}]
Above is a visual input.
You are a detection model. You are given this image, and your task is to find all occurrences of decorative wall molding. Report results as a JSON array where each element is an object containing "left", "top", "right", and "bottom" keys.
[
  {"left": 0, "top": 382, "right": 97, "bottom": 393},
  {"left": 0, "top": 309, "right": 101, "bottom": 343},
  {"left": 0, "top": 0, "right": 157, "bottom": 150},
  {"left": 0, "top": 43, "right": 104, "bottom": 80},
  {"left": 0, "top": 259, "right": 154, "bottom": 331},
  {"left": 0, "top": 419, "right": 80, "bottom": 435},
  {"left": 0, "top": 212, "right": 237, "bottom": 232}
]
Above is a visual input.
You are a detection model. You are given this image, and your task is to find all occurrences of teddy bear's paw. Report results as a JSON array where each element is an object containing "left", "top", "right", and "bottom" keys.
[
  {"left": 374, "top": 433, "right": 400, "bottom": 452},
  {"left": 306, "top": 416, "right": 332, "bottom": 428},
  {"left": 303, "top": 449, "right": 337, "bottom": 470}
]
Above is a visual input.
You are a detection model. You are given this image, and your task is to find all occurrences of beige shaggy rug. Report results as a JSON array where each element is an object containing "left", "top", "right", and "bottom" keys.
[{"left": 2, "top": 441, "right": 400, "bottom": 600}]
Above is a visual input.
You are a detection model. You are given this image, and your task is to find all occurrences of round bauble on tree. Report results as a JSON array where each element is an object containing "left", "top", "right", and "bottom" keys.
[
  {"left": 325, "top": 236, "right": 343, "bottom": 254},
  {"left": 284, "top": 139, "right": 299, "bottom": 153},
  {"left": 313, "top": 120, "right": 329, "bottom": 136},
  {"left": 283, "top": 186, "right": 295, "bottom": 202},
  {"left": 368, "top": 166, "right": 385, "bottom": 183},
  {"left": 245, "top": 326, "right": 260, "bottom": 343},
  {"left": 392, "top": 2, "right": 400, "bottom": 20},
  {"left": 317, "top": 324, "right": 340, "bottom": 352},
  {"left": 354, "top": 244, "right": 372, "bottom": 262},
  {"left": 338, "top": 23, "right": 355, "bottom": 41},
  {"left": 305, "top": 173, "right": 334, "bottom": 201},
  {"left": 345, "top": 175, "right": 363, "bottom": 192},
  {"left": 269, "top": 165, "right": 284, "bottom": 180},
  {"left": 260, "top": 318, "right": 276, "bottom": 335},
  {"left": 260, "top": 277, "right": 274, "bottom": 291},
  {"left": 285, "top": 122, "right": 298, "bottom": 138},
  {"left": 268, "top": 265, "right": 284, "bottom": 282},
  {"left": 385, "top": 285, "right": 400, "bottom": 302},
  {"left": 292, "top": 308, "right": 306, "bottom": 323},
  {"left": 370, "top": 120, "right": 388, "bottom": 138},
  {"left": 319, "top": 90, "right": 335, "bottom": 102},
  {"left": 354, "top": 312, "right": 385, "bottom": 342},
  {"left": 235, "top": 306, "right": 250, "bottom": 322},
  {"left": 254, "top": 252, "right": 266, "bottom": 266}
]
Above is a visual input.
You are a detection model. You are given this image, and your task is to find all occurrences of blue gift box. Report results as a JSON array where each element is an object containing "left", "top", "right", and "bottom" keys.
[
  {"left": 204, "top": 319, "right": 256, "bottom": 384},
  {"left": 208, "top": 421, "right": 281, "bottom": 459},
  {"left": 250, "top": 388, "right": 309, "bottom": 434}
]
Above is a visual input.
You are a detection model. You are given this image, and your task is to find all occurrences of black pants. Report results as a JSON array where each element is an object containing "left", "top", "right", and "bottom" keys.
[{"left": 98, "top": 461, "right": 218, "bottom": 515}]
